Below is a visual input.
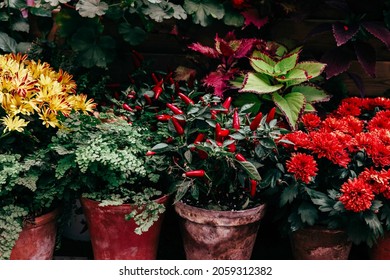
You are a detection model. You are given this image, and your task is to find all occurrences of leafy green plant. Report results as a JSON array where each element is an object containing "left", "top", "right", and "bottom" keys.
[
  {"left": 50, "top": 113, "right": 168, "bottom": 234},
  {"left": 237, "top": 42, "right": 330, "bottom": 129}
]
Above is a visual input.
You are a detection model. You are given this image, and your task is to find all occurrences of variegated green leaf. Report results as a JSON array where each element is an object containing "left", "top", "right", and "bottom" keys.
[
  {"left": 291, "top": 85, "right": 331, "bottom": 103},
  {"left": 295, "top": 61, "right": 326, "bottom": 79},
  {"left": 272, "top": 92, "right": 306, "bottom": 129},
  {"left": 274, "top": 53, "right": 299, "bottom": 75},
  {"left": 239, "top": 73, "right": 283, "bottom": 94},
  {"left": 250, "top": 58, "right": 274, "bottom": 75}
]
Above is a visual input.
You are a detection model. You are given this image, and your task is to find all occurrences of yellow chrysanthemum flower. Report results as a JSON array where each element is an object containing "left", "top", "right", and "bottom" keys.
[
  {"left": 68, "top": 94, "right": 96, "bottom": 113},
  {"left": 38, "top": 108, "right": 59, "bottom": 128},
  {"left": 1, "top": 115, "right": 29, "bottom": 133}
]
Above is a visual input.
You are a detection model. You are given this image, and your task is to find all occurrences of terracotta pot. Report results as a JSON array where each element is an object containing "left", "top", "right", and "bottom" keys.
[
  {"left": 10, "top": 208, "right": 59, "bottom": 260},
  {"left": 290, "top": 227, "right": 352, "bottom": 260},
  {"left": 80, "top": 195, "right": 169, "bottom": 260},
  {"left": 369, "top": 232, "right": 390, "bottom": 259},
  {"left": 174, "top": 202, "right": 267, "bottom": 260}
]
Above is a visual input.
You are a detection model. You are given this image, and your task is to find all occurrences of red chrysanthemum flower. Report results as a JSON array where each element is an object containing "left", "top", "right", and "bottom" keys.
[
  {"left": 320, "top": 117, "right": 347, "bottom": 133},
  {"left": 308, "top": 132, "right": 350, "bottom": 167},
  {"left": 364, "top": 97, "right": 390, "bottom": 111},
  {"left": 286, "top": 153, "right": 318, "bottom": 184},
  {"left": 301, "top": 113, "right": 321, "bottom": 131},
  {"left": 334, "top": 102, "right": 361, "bottom": 117},
  {"left": 280, "top": 131, "right": 311, "bottom": 149},
  {"left": 367, "top": 110, "right": 390, "bottom": 131},
  {"left": 339, "top": 178, "right": 374, "bottom": 212},
  {"left": 373, "top": 129, "right": 390, "bottom": 146},
  {"left": 358, "top": 168, "right": 390, "bottom": 194},
  {"left": 340, "top": 97, "right": 364, "bottom": 109},
  {"left": 342, "top": 115, "right": 364, "bottom": 135}
]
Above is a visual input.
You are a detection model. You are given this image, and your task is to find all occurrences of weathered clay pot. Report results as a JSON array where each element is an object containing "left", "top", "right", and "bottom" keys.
[
  {"left": 290, "top": 227, "right": 352, "bottom": 260},
  {"left": 174, "top": 202, "right": 267, "bottom": 260},
  {"left": 369, "top": 232, "right": 390, "bottom": 259},
  {"left": 10, "top": 208, "right": 59, "bottom": 260},
  {"left": 80, "top": 195, "right": 169, "bottom": 260}
]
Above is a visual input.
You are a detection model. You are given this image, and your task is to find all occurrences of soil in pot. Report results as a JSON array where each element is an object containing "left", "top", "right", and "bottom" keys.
[
  {"left": 80, "top": 194, "right": 170, "bottom": 260},
  {"left": 174, "top": 201, "right": 267, "bottom": 260}
]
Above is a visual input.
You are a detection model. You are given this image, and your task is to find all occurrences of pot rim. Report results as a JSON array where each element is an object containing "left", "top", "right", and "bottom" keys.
[
  {"left": 23, "top": 208, "right": 60, "bottom": 229},
  {"left": 80, "top": 194, "right": 170, "bottom": 210},
  {"left": 174, "top": 201, "right": 266, "bottom": 226}
]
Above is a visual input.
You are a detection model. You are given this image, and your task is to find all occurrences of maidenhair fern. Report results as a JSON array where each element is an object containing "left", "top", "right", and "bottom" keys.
[{"left": 0, "top": 205, "right": 28, "bottom": 260}]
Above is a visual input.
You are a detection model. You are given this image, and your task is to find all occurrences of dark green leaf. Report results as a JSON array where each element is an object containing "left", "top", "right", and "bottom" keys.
[
  {"left": 0, "top": 32, "right": 17, "bottom": 53},
  {"left": 364, "top": 212, "right": 383, "bottom": 236},
  {"left": 298, "top": 202, "right": 318, "bottom": 225},
  {"left": 280, "top": 185, "right": 298, "bottom": 206},
  {"left": 236, "top": 160, "right": 261, "bottom": 181},
  {"left": 119, "top": 23, "right": 147, "bottom": 46},
  {"left": 184, "top": 0, "right": 224, "bottom": 27}
]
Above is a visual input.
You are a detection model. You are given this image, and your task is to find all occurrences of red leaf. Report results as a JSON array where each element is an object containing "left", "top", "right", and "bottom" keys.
[
  {"left": 234, "top": 38, "right": 262, "bottom": 58},
  {"left": 332, "top": 22, "right": 359, "bottom": 46},
  {"left": 362, "top": 21, "right": 390, "bottom": 49},
  {"left": 188, "top": 43, "right": 219, "bottom": 58},
  {"left": 347, "top": 72, "right": 366, "bottom": 98},
  {"left": 241, "top": 9, "right": 268, "bottom": 29},
  {"left": 353, "top": 41, "right": 376, "bottom": 78},
  {"left": 216, "top": 36, "right": 235, "bottom": 57},
  {"left": 203, "top": 71, "right": 234, "bottom": 97},
  {"left": 321, "top": 47, "right": 352, "bottom": 79}
]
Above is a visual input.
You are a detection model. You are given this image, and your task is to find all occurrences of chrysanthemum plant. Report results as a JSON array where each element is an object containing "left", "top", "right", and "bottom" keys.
[
  {"left": 188, "top": 32, "right": 331, "bottom": 130},
  {"left": 263, "top": 97, "right": 390, "bottom": 246},
  {"left": 0, "top": 53, "right": 95, "bottom": 259}
]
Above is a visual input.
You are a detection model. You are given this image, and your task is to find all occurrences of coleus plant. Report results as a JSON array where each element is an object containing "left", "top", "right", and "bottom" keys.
[
  {"left": 306, "top": 0, "right": 390, "bottom": 96},
  {"left": 237, "top": 42, "right": 330, "bottom": 129}
]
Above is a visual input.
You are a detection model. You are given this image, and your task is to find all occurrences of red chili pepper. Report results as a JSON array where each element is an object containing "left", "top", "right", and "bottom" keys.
[
  {"left": 178, "top": 92, "right": 194, "bottom": 105},
  {"left": 144, "top": 94, "right": 152, "bottom": 105},
  {"left": 146, "top": 151, "right": 156, "bottom": 156},
  {"left": 122, "top": 103, "right": 133, "bottom": 112},
  {"left": 215, "top": 123, "right": 222, "bottom": 136},
  {"left": 211, "top": 110, "right": 217, "bottom": 120},
  {"left": 266, "top": 107, "right": 276, "bottom": 123},
  {"left": 151, "top": 73, "right": 159, "bottom": 84},
  {"left": 250, "top": 179, "right": 257, "bottom": 198},
  {"left": 184, "top": 170, "right": 206, "bottom": 177},
  {"left": 166, "top": 103, "right": 184, "bottom": 115},
  {"left": 233, "top": 109, "right": 240, "bottom": 130},
  {"left": 135, "top": 105, "right": 142, "bottom": 111},
  {"left": 222, "top": 97, "right": 232, "bottom": 112},
  {"left": 228, "top": 143, "right": 236, "bottom": 153},
  {"left": 194, "top": 133, "right": 205, "bottom": 144},
  {"left": 171, "top": 117, "right": 184, "bottom": 135},
  {"left": 166, "top": 137, "right": 174, "bottom": 144},
  {"left": 235, "top": 153, "right": 246, "bottom": 162},
  {"left": 156, "top": 114, "right": 172, "bottom": 121},
  {"left": 218, "top": 129, "right": 230, "bottom": 138},
  {"left": 153, "top": 85, "right": 163, "bottom": 100},
  {"left": 174, "top": 81, "right": 180, "bottom": 94},
  {"left": 250, "top": 112, "right": 263, "bottom": 131},
  {"left": 197, "top": 149, "right": 208, "bottom": 159}
]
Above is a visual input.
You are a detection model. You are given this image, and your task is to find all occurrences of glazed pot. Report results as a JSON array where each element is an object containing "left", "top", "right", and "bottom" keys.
[
  {"left": 290, "top": 227, "right": 352, "bottom": 260},
  {"left": 369, "top": 232, "right": 390, "bottom": 259},
  {"left": 10, "top": 208, "right": 59, "bottom": 260},
  {"left": 80, "top": 195, "right": 169, "bottom": 260},
  {"left": 174, "top": 202, "right": 267, "bottom": 260}
]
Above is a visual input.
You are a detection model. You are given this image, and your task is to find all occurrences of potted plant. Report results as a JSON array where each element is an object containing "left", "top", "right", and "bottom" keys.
[
  {"left": 48, "top": 63, "right": 184, "bottom": 259},
  {"left": 148, "top": 87, "right": 285, "bottom": 259},
  {"left": 262, "top": 96, "right": 390, "bottom": 259},
  {"left": 0, "top": 53, "right": 95, "bottom": 260}
]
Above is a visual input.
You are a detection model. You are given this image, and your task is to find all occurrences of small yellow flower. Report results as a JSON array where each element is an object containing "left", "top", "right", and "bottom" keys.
[
  {"left": 69, "top": 94, "right": 96, "bottom": 113},
  {"left": 38, "top": 108, "right": 59, "bottom": 128},
  {"left": 1, "top": 115, "right": 29, "bottom": 133}
]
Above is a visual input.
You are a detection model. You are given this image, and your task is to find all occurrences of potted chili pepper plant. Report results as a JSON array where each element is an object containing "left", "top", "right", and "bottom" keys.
[{"left": 150, "top": 89, "right": 286, "bottom": 259}]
